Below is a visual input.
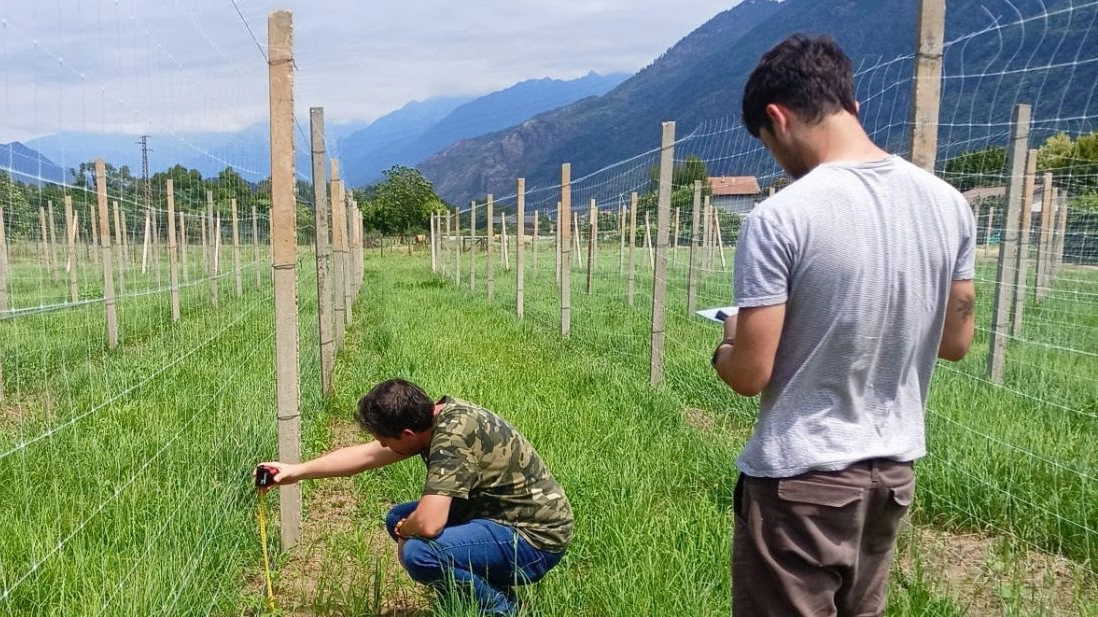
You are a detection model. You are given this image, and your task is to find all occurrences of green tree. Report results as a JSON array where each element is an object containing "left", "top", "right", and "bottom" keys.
[
  {"left": 0, "top": 171, "right": 32, "bottom": 238},
  {"left": 363, "top": 166, "right": 443, "bottom": 238},
  {"left": 943, "top": 146, "right": 1007, "bottom": 191}
]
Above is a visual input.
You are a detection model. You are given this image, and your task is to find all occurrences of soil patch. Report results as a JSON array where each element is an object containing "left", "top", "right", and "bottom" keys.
[
  {"left": 244, "top": 420, "right": 430, "bottom": 616},
  {"left": 895, "top": 523, "right": 1096, "bottom": 616}
]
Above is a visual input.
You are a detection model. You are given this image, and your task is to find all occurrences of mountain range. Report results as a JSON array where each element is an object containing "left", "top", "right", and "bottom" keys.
[
  {"left": 419, "top": 0, "right": 1098, "bottom": 205},
  {"left": 1, "top": 141, "right": 66, "bottom": 186},
  {"left": 337, "top": 72, "right": 629, "bottom": 186}
]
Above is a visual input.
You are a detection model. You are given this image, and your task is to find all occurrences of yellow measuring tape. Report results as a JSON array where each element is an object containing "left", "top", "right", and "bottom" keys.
[{"left": 257, "top": 487, "right": 277, "bottom": 612}]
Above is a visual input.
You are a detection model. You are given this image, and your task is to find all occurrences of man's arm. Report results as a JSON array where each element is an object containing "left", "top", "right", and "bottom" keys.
[
  {"left": 395, "top": 494, "right": 453, "bottom": 539},
  {"left": 714, "top": 303, "right": 786, "bottom": 397},
  {"left": 938, "top": 279, "right": 976, "bottom": 361},
  {"left": 259, "top": 441, "right": 413, "bottom": 486}
]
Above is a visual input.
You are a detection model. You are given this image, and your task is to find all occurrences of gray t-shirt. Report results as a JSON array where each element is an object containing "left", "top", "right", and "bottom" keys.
[{"left": 733, "top": 155, "right": 975, "bottom": 477}]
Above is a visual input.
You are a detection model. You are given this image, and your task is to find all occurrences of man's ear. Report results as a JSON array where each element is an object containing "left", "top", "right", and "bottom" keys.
[
  {"left": 400, "top": 428, "right": 418, "bottom": 441},
  {"left": 764, "top": 103, "right": 791, "bottom": 136}
]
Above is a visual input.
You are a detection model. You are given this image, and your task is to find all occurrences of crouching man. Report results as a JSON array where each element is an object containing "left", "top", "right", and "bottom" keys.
[{"left": 259, "top": 378, "right": 573, "bottom": 616}]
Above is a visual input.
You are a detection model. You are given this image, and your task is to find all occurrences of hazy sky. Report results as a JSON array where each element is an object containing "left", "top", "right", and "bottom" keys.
[{"left": 0, "top": 0, "right": 740, "bottom": 141}]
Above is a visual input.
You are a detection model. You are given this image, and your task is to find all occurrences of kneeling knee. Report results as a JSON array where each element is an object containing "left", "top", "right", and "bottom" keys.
[{"left": 399, "top": 539, "right": 443, "bottom": 584}]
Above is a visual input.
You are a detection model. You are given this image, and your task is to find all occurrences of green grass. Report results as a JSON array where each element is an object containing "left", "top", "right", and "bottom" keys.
[
  {"left": 1, "top": 233, "right": 1094, "bottom": 616},
  {"left": 0, "top": 242, "right": 319, "bottom": 616}
]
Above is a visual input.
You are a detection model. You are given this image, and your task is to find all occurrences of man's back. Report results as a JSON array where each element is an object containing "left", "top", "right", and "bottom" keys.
[{"left": 733, "top": 155, "right": 976, "bottom": 477}]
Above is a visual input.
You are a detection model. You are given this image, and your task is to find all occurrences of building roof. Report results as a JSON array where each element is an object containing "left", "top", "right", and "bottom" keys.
[{"left": 709, "top": 176, "right": 761, "bottom": 196}]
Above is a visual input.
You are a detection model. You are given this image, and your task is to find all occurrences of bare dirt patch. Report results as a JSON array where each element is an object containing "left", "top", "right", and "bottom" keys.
[
  {"left": 243, "top": 420, "right": 431, "bottom": 616},
  {"left": 683, "top": 407, "right": 716, "bottom": 433},
  {"left": 895, "top": 523, "right": 1096, "bottom": 616},
  {"left": 0, "top": 389, "right": 57, "bottom": 429}
]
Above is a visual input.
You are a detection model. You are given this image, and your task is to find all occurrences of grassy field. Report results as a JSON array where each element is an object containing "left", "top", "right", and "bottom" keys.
[
  {"left": 279, "top": 241, "right": 1095, "bottom": 616},
  {"left": 0, "top": 242, "right": 321, "bottom": 617},
  {"left": 0, "top": 234, "right": 1094, "bottom": 616}
]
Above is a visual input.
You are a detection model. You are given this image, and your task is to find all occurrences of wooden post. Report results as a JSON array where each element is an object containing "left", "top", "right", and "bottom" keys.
[
  {"left": 310, "top": 108, "right": 334, "bottom": 396},
  {"left": 909, "top": 0, "right": 945, "bottom": 171},
  {"left": 702, "top": 195, "right": 713, "bottom": 270},
  {"left": 987, "top": 104, "right": 1030, "bottom": 383},
  {"left": 113, "top": 201, "right": 125, "bottom": 293},
  {"left": 330, "top": 159, "right": 347, "bottom": 350},
  {"left": 555, "top": 202, "right": 562, "bottom": 285},
  {"left": 585, "top": 200, "right": 595, "bottom": 295},
  {"left": 714, "top": 208, "right": 726, "bottom": 269},
  {"left": 650, "top": 122, "right": 674, "bottom": 387},
  {"left": 88, "top": 202, "right": 100, "bottom": 265},
  {"left": 214, "top": 216, "right": 222, "bottom": 277},
  {"left": 0, "top": 207, "right": 7, "bottom": 313},
  {"left": 560, "top": 164, "right": 572, "bottom": 338},
  {"left": 268, "top": 8, "right": 300, "bottom": 551},
  {"left": 687, "top": 181, "right": 702, "bottom": 314},
  {"left": 232, "top": 199, "right": 242, "bottom": 297},
  {"left": 48, "top": 201, "right": 59, "bottom": 278},
  {"left": 486, "top": 194, "right": 494, "bottom": 299},
  {"left": 1053, "top": 190, "right": 1068, "bottom": 276},
  {"left": 573, "top": 212, "right": 582, "bottom": 268},
  {"left": 469, "top": 200, "right": 477, "bottom": 290},
  {"left": 180, "top": 212, "right": 189, "bottom": 285},
  {"left": 65, "top": 196, "right": 78, "bottom": 302},
  {"left": 673, "top": 206, "right": 681, "bottom": 262},
  {"left": 95, "top": 160, "right": 119, "bottom": 348},
  {"left": 985, "top": 207, "right": 996, "bottom": 248},
  {"left": 532, "top": 209, "right": 539, "bottom": 273},
  {"left": 443, "top": 208, "right": 451, "bottom": 278},
  {"left": 591, "top": 199, "right": 598, "bottom": 271},
  {"left": 628, "top": 192, "right": 638, "bottom": 307},
  {"left": 1036, "top": 172, "right": 1054, "bottom": 299},
  {"left": 430, "top": 213, "right": 438, "bottom": 273},
  {"left": 141, "top": 211, "right": 152, "bottom": 273},
  {"left": 1012, "top": 149, "right": 1038, "bottom": 337},
  {"left": 38, "top": 207, "right": 49, "bottom": 267},
  {"left": 517, "top": 178, "right": 526, "bottom": 318},
  {"left": 644, "top": 211, "right": 653, "bottom": 269},
  {"left": 618, "top": 204, "right": 626, "bottom": 276},
  {"left": 166, "top": 180, "right": 180, "bottom": 321},
  {"left": 252, "top": 205, "right": 261, "bottom": 288},
  {"left": 501, "top": 213, "right": 509, "bottom": 271},
  {"left": 453, "top": 208, "right": 461, "bottom": 286},
  {"left": 206, "top": 190, "right": 218, "bottom": 308},
  {"left": 121, "top": 214, "right": 130, "bottom": 268}
]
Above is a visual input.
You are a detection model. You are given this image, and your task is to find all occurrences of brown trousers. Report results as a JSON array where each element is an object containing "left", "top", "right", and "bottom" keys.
[{"left": 732, "top": 459, "right": 914, "bottom": 617}]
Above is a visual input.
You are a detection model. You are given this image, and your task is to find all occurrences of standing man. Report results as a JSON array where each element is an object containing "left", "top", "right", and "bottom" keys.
[
  {"left": 712, "top": 34, "right": 976, "bottom": 617},
  {"left": 259, "top": 378, "right": 572, "bottom": 616}
]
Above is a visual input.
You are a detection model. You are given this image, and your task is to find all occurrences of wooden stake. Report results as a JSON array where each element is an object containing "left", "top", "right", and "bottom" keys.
[
  {"left": 268, "top": 8, "right": 301, "bottom": 551},
  {"left": 167, "top": 180, "right": 180, "bottom": 321},
  {"left": 560, "top": 165, "right": 572, "bottom": 338},
  {"left": 517, "top": 178, "right": 526, "bottom": 318},
  {"left": 310, "top": 106, "right": 335, "bottom": 396},
  {"left": 649, "top": 122, "right": 675, "bottom": 386},
  {"left": 487, "top": 194, "right": 494, "bottom": 300},
  {"left": 628, "top": 192, "right": 638, "bottom": 307},
  {"left": 1012, "top": 149, "right": 1038, "bottom": 337},
  {"left": 65, "top": 196, "right": 78, "bottom": 302}
]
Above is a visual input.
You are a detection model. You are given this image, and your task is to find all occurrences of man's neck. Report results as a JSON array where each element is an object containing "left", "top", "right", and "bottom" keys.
[{"left": 800, "top": 113, "right": 889, "bottom": 168}]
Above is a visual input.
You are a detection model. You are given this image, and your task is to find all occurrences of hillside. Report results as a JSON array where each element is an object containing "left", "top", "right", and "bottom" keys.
[{"left": 419, "top": 0, "right": 1098, "bottom": 205}]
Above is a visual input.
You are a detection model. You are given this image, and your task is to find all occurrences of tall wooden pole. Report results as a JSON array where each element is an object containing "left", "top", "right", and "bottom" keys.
[
  {"left": 650, "top": 122, "right": 675, "bottom": 386},
  {"left": 516, "top": 178, "right": 526, "bottom": 318},
  {"left": 560, "top": 165, "right": 572, "bottom": 338},
  {"left": 687, "top": 181, "right": 702, "bottom": 314},
  {"left": 232, "top": 199, "right": 242, "bottom": 297},
  {"left": 987, "top": 104, "right": 1030, "bottom": 383},
  {"left": 330, "top": 159, "right": 347, "bottom": 351},
  {"left": 1012, "top": 148, "right": 1038, "bottom": 336},
  {"left": 95, "top": 160, "right": 118, "bottom": 348},
  {"left": 311, "top": 107, "right": 335, "bottom": 396},
  {"left": 909, "top": 0, "right": 945, "bottom": 171},
  {"left": 166, "top": 180, "right": 180, "bottom": 321},
  {"left": 268, "top": 9, "right": 300, "bottom": 550},
  {"left": 65, "top": 196, "right": 78, "bottom": 302},
  {"left": 627, "top": 192, "right": 638, "bottom": 307}
]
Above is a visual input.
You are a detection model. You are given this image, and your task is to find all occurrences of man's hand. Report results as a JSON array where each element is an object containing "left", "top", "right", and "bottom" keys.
[{"left": 255, "top": 461, "right": 304, "bottom": 487}]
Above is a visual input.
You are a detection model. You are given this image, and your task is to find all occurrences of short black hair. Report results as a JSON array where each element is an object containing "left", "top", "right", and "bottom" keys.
[
  {"left": 741, "top": 34, "right": 858, "bottom": 138},
  {"left": 355, "top": 379, "right": 435, "bottom": 438}
]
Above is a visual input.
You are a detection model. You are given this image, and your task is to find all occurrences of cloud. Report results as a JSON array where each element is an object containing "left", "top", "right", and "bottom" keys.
[{"left": 0, "top": 0, "right": 738, "bottom": 141}]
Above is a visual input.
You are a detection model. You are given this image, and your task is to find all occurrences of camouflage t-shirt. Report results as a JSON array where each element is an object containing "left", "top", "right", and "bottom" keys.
[{"left": 421, "top": 397, "right": 573, "bottom": 552}]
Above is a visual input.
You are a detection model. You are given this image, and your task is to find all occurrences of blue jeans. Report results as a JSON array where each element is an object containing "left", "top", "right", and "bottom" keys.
[{"left": 385, "top": 501, "right": 564, "bottom": 615}]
